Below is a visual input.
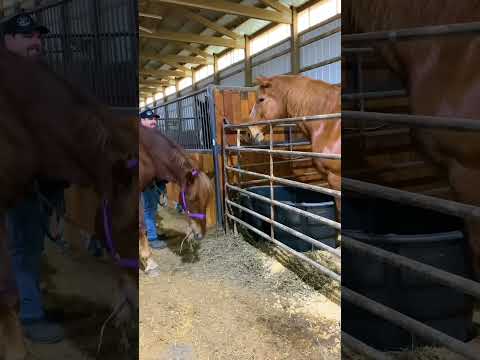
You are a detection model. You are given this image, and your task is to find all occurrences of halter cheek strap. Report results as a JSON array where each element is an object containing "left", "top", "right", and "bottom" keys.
[
  {"left": 180, "top": 169, "right": 206, "bottom": 220},
  {"left": 101, "top": 158, "right": 139, "bottom": 269}
]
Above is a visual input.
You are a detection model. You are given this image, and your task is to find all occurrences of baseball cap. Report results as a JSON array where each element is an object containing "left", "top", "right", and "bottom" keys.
[
  {"left": 3, "top": 13, "right": 49, "bottom": 35},
  {"left": 140, "top": 109, "right": 159, "bottom": 119}
]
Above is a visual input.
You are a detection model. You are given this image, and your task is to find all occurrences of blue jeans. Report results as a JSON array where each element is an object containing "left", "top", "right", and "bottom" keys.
[
  {"left": 142, "top": 181, "right": 167, "bottom": 241},
  {"left": 6, "top": 188, "right": 65, "bottom": 321}
]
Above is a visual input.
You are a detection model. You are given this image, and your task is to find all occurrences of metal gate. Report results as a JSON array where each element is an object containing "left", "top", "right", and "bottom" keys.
[
  {"left": 341, "top": 22, "right": 480, "bottom": 360},
  {"left": 149, "top": 86, "right": 224, "bottom": 227},
  {"left": 222, "top": 114, "right": 342, "bottom": 282},
  {"left": 3, "top": 0, "right": 138, "bottom": 108}
]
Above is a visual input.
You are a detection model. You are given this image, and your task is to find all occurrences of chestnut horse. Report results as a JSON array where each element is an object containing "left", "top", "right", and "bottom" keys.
[
  {"left": 248, "top": 75, "right": 341, "bottom": 218},
  {"left": 139, "top": 126, "right": 213, "bottom": 276},
  {"left": 0, "top": 45, "right": 138, "bottom": 360},
  {"left": 343, "top": 0, "right": 480, "bottom": 276}
]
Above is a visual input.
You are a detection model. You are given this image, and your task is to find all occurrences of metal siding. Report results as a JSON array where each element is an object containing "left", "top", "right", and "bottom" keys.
[
  {"left": 197, "top": 75, "right": 214, "bottom": 89},
  {"left": 219, "top": 62, "right": 245, "bottom": 78},
  {"left": 251, "top": 40, "right": 291, "bottom": 66},
  {"left": 301, "top": 60, "right": 340, "bottom": 84},
  {"left": 252, "top": 52, "right": 291, "bottom": 78},
  {"left": 300, "top": 17, "right": 341, "bottom": 44},
  {"left": 220, "top": 71, "right": 245, "bottom": 86},
  {"left": 180, "top": 86, "right": 194, "bottom": 97},
  {"left": 300, "top": 31, "right": 340, "bottom": 69}
]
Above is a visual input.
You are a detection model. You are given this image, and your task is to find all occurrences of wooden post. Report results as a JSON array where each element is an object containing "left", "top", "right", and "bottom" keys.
[
  {"left": 192, "top": 68, "right": 197, "bottom": 91},
  {"left": 290, "top": 6, "right": 300, "bottom": 74},
  {"left": 213, "top": 54, "right": 220, "bottom": 85},
  {"left": 244, "top": 35, "right": 252, "bottom": 86}
]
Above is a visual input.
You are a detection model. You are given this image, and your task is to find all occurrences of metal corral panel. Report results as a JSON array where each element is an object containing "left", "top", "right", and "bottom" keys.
[
  {"left": 220, "top": 71, "right": 245, "bottom": 86},
  {"left": 301, "top": 60, "right": 340, "bottom": 84},
  {"left": 252, "top": 52, "right": 291, "bottom": 78}
]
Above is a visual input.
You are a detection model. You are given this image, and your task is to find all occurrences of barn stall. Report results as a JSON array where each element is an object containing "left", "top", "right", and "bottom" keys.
[
  {"left": 138, "top": 0, "right": 341, "bottom": 359},
  {"left": 341, "top": 13, "right": 480, "bottom": 360},
  {"left": 1, "top": 1, "right": 137, "bottom": 359}
]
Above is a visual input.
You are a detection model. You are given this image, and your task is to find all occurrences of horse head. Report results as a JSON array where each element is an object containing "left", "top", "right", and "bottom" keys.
[
  {"left": 248, "top": 76, "right": 288, "bottom": 144},
  {"left": 180, "top": 168, "right": 213, "bottom": 241}
]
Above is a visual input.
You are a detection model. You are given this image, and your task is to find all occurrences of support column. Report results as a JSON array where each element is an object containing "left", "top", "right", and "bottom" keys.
[
  {"left": 290, "top": 6, "right": 300, "bottom": 74},
  {"left": 244, "top": 35, "right": 252, "bottom": 86}
]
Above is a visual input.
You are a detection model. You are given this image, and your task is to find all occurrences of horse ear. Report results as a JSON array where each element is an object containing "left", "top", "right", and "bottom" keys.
[{"left": 256, "top": 76, "right": 272, "bottom": 88}]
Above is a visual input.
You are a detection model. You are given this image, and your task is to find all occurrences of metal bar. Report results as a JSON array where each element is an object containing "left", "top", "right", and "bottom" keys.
[
  {"left": 342, "top": 90, "right": 407, "bottom": 101},
  {"left": 342, "top": 236, "right": 480, "bottom": 299},
  {"left": 342, "top": 287, "right": 480, "bottom": 360},
  {"left": 224, "top": 113, "right": 341, "bottom": 128},
  {"left": 227, "top": 183, "right": 340, "bottom": 230},
  {"left": 227, "top": 199, "right": 340, "bottom": 257},
  {"left": 226, "top": 166, "right": 342, "bottom": 198},
  {"left": 342, "top": 332, "right": 395, "bottom": 360},
  {"left": 343, "top": 111, "right": 480, "bottom": 131},
  {"left": 225, "top": 146, "right": 341, "bottom": 160},
  {"left": 343, "top": 178, "right": 480, "bottom": 219},
  {"left": 342, "top": 21, "right": 480, "bottom": 42},
  {"left": 227, "top": 213, "right": 341, "bottom": 281},
  {"left": 269, "top": 123, "right": 275, "bottom": 249},
  {"left": 228, "top": 141, "right": 311, "bottom": 149}
]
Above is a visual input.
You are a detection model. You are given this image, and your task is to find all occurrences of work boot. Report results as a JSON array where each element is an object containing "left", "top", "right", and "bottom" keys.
[
  {"left": 149, "top": 239, "right": 167, "bottom": 249},
  {"left": 22, "top": 318, "right": 65, "bottom": 344}
]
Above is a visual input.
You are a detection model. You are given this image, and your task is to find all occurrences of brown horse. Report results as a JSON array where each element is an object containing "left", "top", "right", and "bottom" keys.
[
  {"left": 0, "top": 45, "right": 138, "bottom": 360},
  {"left": 248, "top": 75, "right": 341, "bottom": 217},
  {"left": 139, "top": 125, "right": 213, "bottom": 275},
  {"left": 343, "top": 0, "right": 480, "bottom": 276}
]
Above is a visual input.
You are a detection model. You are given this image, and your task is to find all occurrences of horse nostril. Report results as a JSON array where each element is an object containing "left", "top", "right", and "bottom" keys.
[{"left": 195, "top": 233, "right": 203, "bottom": 241}]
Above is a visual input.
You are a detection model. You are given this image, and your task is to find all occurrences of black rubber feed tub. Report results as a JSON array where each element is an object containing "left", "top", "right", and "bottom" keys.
[
  {"left": 236, "top": 185, "right": 337, "bottom": 252},
  {"left": 342, "top": 195, "right": 475, "bottom": 351}
]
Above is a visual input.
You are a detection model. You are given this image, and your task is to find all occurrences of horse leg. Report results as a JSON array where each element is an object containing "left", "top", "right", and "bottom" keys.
[
  {"left": 0, "top": 219, "right": 27, "bottom": 360},
  {"left": 139, "top": 195, "right": 160, "bottom": 277}
]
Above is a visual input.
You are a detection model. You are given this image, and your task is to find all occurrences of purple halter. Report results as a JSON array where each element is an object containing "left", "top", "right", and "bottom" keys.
[
  {"left": 100, "top": 158, "right": 140, "bottom": 269},
  {"left": 102, "top": 199, "right": 139, "bottom": 269},
  {"left": 180, "top": 169, "right": 207, "bottom": 220}
]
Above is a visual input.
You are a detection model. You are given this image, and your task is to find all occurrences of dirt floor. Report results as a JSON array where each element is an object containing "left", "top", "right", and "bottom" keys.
[
  {"left": 25, "top": 235, "right": 136, "bottom": 360},
  {"left": 140, "top": 207, "right": 341, "bottom": 360}
]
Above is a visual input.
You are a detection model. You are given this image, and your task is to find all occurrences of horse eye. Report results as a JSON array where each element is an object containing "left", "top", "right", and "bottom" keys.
[{"left": 259, "top": 98, "right": 265, "bottom": 103}]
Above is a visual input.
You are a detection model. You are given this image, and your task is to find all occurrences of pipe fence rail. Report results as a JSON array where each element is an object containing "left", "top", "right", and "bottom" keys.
[
  {"left": 341, "top": 19, "right": 480, "bottom": 359},
  {"left": 222, "top": 114, "right": 341, "bottom": 283}
]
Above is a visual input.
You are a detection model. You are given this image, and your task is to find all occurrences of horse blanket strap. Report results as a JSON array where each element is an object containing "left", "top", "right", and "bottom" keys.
[
  {"left": 102, "top": 199, "right": 139, "bottom": 269},
  {"left": 180, "top": 169, "right": 206, "bottom": 220}
]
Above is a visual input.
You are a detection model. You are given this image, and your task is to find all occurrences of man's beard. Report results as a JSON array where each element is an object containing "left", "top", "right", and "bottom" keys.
[{"left": 26, "top": 45, "right": 41, "bottom": 58}]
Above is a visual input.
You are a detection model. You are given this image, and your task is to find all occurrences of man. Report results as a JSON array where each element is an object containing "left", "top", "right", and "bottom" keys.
[
  {"left": 140, "top": 109, "right": 168, "bottom": 249},
  {"left": 3, "top": 13, "right": 66, "bottom": 344}
]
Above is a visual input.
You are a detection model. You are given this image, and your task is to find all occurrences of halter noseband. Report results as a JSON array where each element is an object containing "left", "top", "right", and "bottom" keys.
[{"left": 180, "top": 169, "right": 206, "bottom": 220}]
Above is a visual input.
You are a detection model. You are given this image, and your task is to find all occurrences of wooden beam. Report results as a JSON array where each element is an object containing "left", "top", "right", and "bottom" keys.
[
  {"left": 260, "top": 0, "right": 291, "bottom": 14},
  {"left": 153, "top": 0, "right": 292, "bottom": 24},
  {"left": 140, "top": 56, "right": 193, "bottom": 75},
  {"left": 155, "top": 59, "right": 192, "bottom": 73},
  {"left": 140, "top": 31, "right": 244, "bottom": 48},
  {"left": 142, "top": 52, "right": 211, "bottom": 66},
  {"left": 183, "top": 9, "right": 242, "bottom": 40},
  {"left": 141, "top": 68, "right": 187, "bottom": 77},
  {"left": 139, "top": 12, "right": 163, "bottom": 21},
  {"left": 139, "top": 26, "right": 154, "bottom": 34},
  {"left": 181, "top": 44, "right": 214, "bottom": 60}
]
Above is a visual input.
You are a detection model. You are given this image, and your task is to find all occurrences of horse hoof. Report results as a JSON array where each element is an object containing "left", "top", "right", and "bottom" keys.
[{"left": 145, "top": 268, "right": 161, "bottom": 277}]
